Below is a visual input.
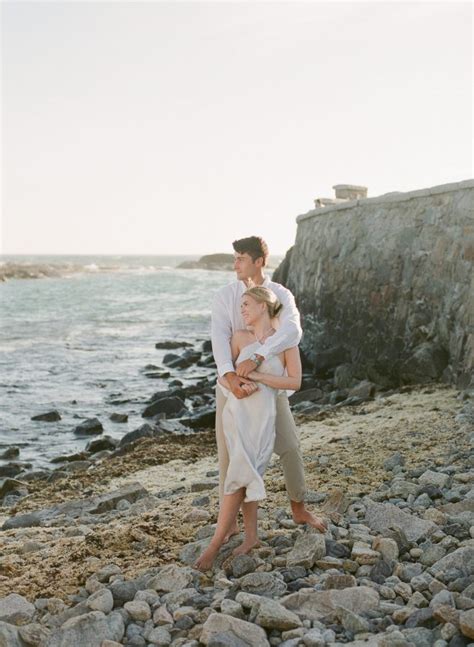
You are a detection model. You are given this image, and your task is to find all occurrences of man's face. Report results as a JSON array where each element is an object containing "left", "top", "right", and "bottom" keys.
[{"left": 234, "top": 252, "right": 260, "bottom": 280}]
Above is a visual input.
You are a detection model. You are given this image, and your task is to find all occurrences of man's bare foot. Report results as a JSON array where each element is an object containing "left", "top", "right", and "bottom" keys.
[
  {"left": 291, "top": 501, "right": 328, "bottom": 533},
  {"left": 194, "top": 543, "right": 220, "bottom": 571},
  {"left": 232, "top": 538, "right": 260, "bottom": 556}
]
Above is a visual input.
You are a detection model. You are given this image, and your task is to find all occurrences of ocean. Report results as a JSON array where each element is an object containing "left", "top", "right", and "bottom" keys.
[{"left": 0, "top": 255, "right": 252, "bottom": 469}]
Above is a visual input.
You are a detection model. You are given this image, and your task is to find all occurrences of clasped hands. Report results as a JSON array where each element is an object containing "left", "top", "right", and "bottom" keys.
[{"left": 226, "top": 358, "right": 261, "bottom": 399}]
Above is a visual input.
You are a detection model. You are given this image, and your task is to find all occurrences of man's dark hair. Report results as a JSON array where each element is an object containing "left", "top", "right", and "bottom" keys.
[{"left": 232, "top": 236, "right": 269, "bottom": 266}]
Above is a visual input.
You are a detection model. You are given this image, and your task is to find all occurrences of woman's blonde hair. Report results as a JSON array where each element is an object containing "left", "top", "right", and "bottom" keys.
[{"left": 243, "top": 286, "right": 283, "bottom": 319}]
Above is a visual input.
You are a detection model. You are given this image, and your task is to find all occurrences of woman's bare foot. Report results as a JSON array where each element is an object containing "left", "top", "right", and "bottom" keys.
[
  {"left": 223, "top": 524, "right": 240, "bottom": 544},
  {"left": 194, "top": 543, "right": 220, "bottom": 571},
  {"left": 232, "top": 538, "right": 260, "bottom": 556},
  {"left": 291, "top": 501, "right": 328, "bottom": 533}
]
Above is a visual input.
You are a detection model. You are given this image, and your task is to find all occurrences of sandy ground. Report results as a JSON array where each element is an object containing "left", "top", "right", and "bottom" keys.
[{"left": 0, "top": 383, "right": 468, "bottom": 600}]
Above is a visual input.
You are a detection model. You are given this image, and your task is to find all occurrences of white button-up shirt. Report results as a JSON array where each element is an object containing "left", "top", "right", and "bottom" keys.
[{"left": 211, "top": 275, "right": 303, "bottom": 377}]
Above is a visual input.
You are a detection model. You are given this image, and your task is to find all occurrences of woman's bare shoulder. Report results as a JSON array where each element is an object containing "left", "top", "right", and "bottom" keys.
[{"left": 232, "top": 329, "right": 254, "bottom": 342}]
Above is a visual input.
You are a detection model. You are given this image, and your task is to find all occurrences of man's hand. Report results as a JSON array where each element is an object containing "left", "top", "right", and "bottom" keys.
[
  {"left": 225, "top": 372, "right": 255, "bottom": 399},
  {"left": 236, "top": 355, "right": 264, "bottom": 377}
]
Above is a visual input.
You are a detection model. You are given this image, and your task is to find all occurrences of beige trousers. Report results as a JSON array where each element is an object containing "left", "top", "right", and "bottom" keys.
[{"left": 215, "top": 386, "right": 306, "bottom": 503}]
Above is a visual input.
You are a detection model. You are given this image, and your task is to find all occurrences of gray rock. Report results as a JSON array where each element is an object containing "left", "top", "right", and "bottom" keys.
[
  {"left": 149, "top": 564, "right": 193, "bottom": 592},
  {"left": 0, "top": 593, "right": 35, "bottom": 624},
  {"left": 286, "top": 532, "right": 326, "bottom": 569},
  {"left": 419, "top": 470, "right": 450, "bottom": 489},
  {"left": 123, "top": 601, "right": 151, "bottom": 621},
  {"left": 238, "top": 572, "right": 287, "bottom": 597},
  {"left": 231, "top": 554, "right": 258, "bottom": 578},
  {"left": 31, "top": 410, "right": 61, "bottom": 422},
  {"left": 0, "top": 622, "right": 23, "bottom": 647},
  {"left": 86, "top": 589, "right": 114, "bottom": 614},
  {"left": 254, "top": 598, "right": 302, "bottom": 631},
  {"left": 281, "top": 586, "right": 379, "bottom": 620},
  {"left": 364, "top": 499, "right": 437, "bottom": 541},
  {"left": 201, "top": 613, "right": 270, "bottom": 646},
  {"left": 335, "top": 605, "right": 371, "bottom": 633},
  {"left": 73, "top": 418, "right": 103, "bottom": 436},
  {"left": 119, "top": 424, "right": 158, "bottom": 447},
  {"left": 109, "top": 580, "right": 139, "bottom": 606},
  {"left": 18, "top": 622, "right": 51, "bottom": 645},
  {"left": 430, "top": 546, "right": 474, "bottom": 578},
  {"left": 383, "top": 452, "right": 406, "bottom": 471},
  {"left": 459, "top": 608, "right": 474, "bottom": 640},
  {"left": 148, "top": 626, "right": 172, "bottom": 645},
  {"left": 46, "top": 610, "right": 125, "bottom": 647}
]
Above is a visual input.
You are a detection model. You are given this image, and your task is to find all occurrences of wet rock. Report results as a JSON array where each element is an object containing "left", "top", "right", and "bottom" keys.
[
  {"left": 0, "top": 593, "right": 35, "bottom": 624},
  {"left": 31, "top": 410, "right": 61, "bottom": 422},
  {"left": 73, "top": 418, "right": 103, "bottom": 436},
  {"left": 181, "top": 407, "right": 216, "bottom": 429},
  {"left": 286, "top": 532, "right": 326, "bottom": 568},
  {"left": 0, "top": 478, "right": 28, "bottom": 500},
  {"left": 119, "top": 423, "right": 158, "bottom": 447},
  {"left": 142, "top": 396, "right": 186, "bottom": 418},
  {"left": 0, "top": 447, "right": 20, "bottom": 459},
  {"left": 155, "top": 340, "right": 193, "bottom": 350},
  {"left": 201, "top": 612, "right": 270, "bottom": 646},
  {"left": 109, "top": 413, "right": 128, "bottom": 423},
  {"left": 86, "top": 436, "right": 119, "bottom": 453}
]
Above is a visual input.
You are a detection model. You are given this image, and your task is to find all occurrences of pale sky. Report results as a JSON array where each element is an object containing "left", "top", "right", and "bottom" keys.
[{"left": 1, "top": 1, "right": 472, "bottom": 256}]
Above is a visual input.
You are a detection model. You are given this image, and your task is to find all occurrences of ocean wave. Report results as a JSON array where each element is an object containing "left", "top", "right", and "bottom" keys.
[{"left": 0, "top": 261, "right": 165, "bottom": 281}]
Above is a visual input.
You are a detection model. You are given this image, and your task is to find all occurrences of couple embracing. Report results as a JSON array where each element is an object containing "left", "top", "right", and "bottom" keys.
[{"left": 195, "top": 236, "right": 327, "bottom": 571}]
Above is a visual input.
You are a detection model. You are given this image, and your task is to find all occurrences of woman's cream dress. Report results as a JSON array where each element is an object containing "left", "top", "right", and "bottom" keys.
[{"left": 218, "top": 340, "right": 284, "bottom": 502}]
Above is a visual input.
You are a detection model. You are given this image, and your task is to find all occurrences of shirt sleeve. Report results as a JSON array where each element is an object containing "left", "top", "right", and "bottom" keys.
[
  {"left": 257, "top": 285, "right": 302, "bottom": 359},
  {"left": 211, "top": 289, "right": 235, "bottom": 377}
]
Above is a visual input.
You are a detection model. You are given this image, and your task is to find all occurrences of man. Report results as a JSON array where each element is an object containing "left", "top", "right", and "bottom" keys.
[{"left": 211, "top": 235, "right": 327, "bottom": 534}]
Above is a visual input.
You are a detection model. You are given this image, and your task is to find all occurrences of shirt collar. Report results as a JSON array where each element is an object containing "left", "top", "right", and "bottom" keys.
[{"left": 239, "top": 274, "right": 270, "bottom": 289}]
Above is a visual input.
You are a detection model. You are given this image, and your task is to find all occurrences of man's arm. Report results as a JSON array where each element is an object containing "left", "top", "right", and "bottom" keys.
[
  {"left": 236, "top": 285, "right": 302, "bottom": 377},
  {"left": 211, "top": 290, "right": 235, "bottom": 378},
  {"left": 211, "top": 290, "right": 254, "bottom": 398},
  {"left": 257, "top": 285, "right": 302, "bottom": 358}
]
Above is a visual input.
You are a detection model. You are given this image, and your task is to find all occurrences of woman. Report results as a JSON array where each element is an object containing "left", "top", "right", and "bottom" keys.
[{"left": 195, "top": 286, "right": 303, "bottom": 571}]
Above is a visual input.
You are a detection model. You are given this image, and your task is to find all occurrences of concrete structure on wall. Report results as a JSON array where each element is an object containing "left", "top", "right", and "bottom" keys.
[{"left": 273, "top": 179, "right": 474, "bottom": 388}]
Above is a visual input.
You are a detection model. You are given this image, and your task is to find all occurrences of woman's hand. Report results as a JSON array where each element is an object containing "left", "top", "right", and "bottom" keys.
[
  {"left": 241, "top": 382, "right": 259, "bottom": 395},
  {"left": 247, "top": 371, "right": 261, "bottom": 382}
]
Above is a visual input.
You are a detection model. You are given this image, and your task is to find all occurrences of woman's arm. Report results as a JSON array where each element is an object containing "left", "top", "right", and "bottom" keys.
[{"left": 248, "top": 346, "right": 302, "bottom": 391}]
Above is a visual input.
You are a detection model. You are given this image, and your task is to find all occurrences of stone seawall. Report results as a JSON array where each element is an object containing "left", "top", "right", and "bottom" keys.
[{"left": 273, "top": 179, "right": 474, "bottom": 388}]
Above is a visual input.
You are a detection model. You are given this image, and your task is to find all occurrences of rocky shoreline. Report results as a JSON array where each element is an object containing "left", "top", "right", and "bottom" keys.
[{"left": 0, "top": 379, "right": 473, "bottom": 646}]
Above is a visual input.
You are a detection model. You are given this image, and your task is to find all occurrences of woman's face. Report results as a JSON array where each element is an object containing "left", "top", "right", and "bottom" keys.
[{"left": 241, "top": 294, "right": 265, "bottom": 326}]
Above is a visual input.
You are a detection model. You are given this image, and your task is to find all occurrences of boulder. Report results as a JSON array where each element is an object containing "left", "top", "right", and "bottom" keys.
[
  {"left": 46, "top": 610, "right": 124, "bottom": 647},
  {"left": 31, "top": 410, "right": 61, "bottom": 422},
  {"left": 201, "top": 612, "right": 270, "bottom": 646},
  {"left": 73, "top": 418, "right": 103, "bottom": 436},
  {"left": 0, "top": 593, "right": 35, "bottom": 624},
  {"left": 364, "top": 499, "right": 437, "bottom": 542},
  {"left": 286, "top": 532, "right": 326, "bottom": 568},
  {"left": 281, "top": 586, "right": 380, "bottom": 620}
]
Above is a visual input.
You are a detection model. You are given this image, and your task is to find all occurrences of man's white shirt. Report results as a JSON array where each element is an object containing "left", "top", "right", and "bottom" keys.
[{"left": 211, "top": 275, "right": 303, "bottom": 378}]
